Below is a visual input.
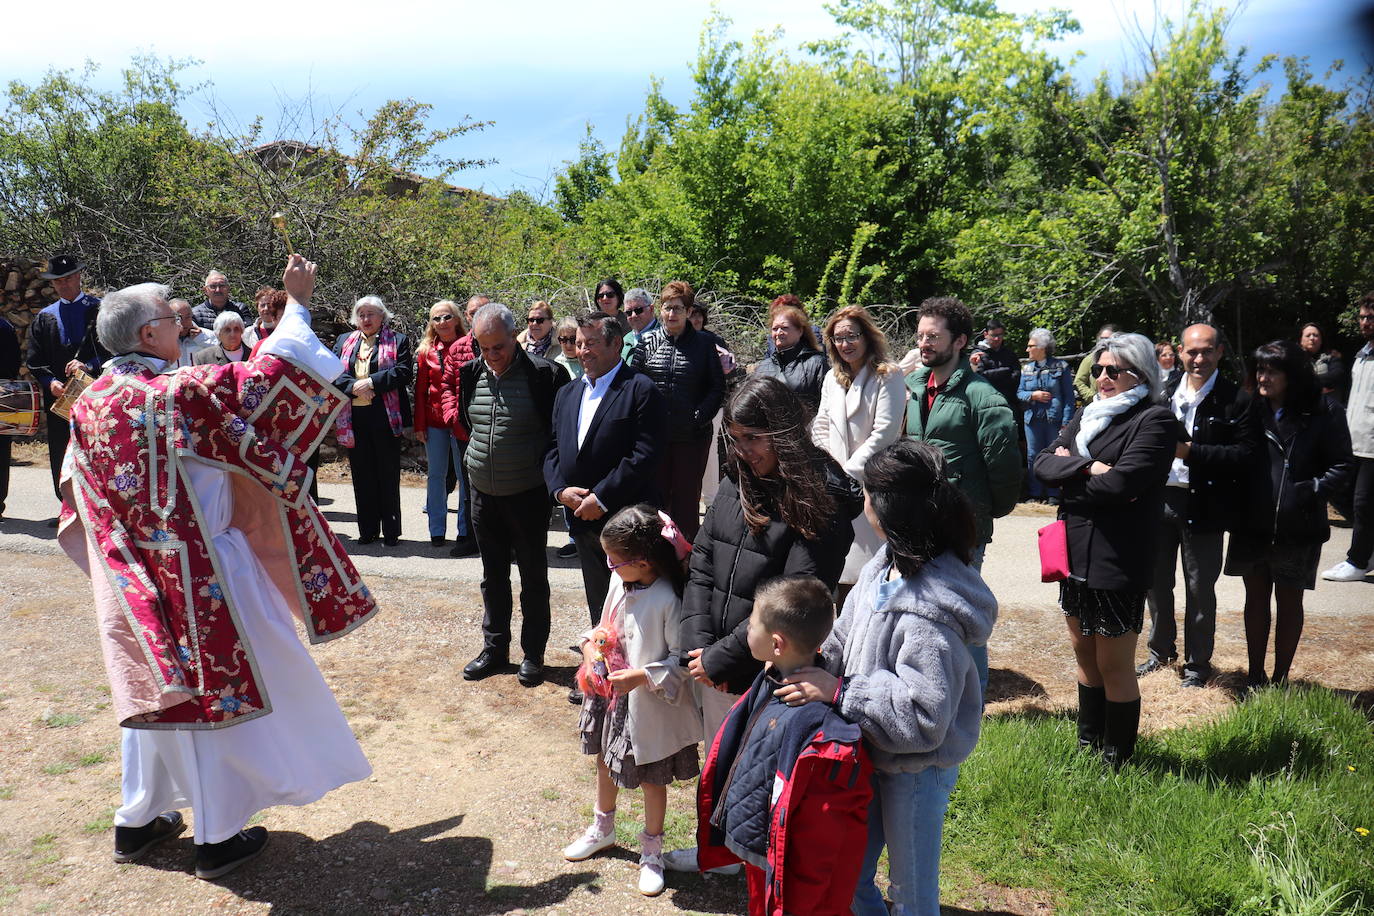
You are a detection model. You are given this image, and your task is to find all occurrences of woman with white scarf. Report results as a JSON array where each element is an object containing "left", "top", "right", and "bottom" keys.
[{"left": 1033, "top": 333, "right": 1178, "bottom": 766}]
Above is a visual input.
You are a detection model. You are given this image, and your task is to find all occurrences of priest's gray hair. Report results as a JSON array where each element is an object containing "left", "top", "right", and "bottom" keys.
[
  {"left": 97, "top": 283, "right": 171, "bottom": 355},
  {"left": 213, "top": 311, "right": 245, "bottom": 334},
  {"left": 1028, "top": 327, "right": 1055, "bottom": 355},
  {"left": 1093, "top": 332, "right": 1161, "bottom": 399},
  {"left": 350, "top": 295, "right": 395, "bottom": 327},
  {"left": 471, "top": 302, "right": 516, "bottom": 336}
]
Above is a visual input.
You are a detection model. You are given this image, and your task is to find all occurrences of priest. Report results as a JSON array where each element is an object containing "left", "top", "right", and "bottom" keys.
[{"left": 58, "top": 255, "right": 378, "bottom": 880}]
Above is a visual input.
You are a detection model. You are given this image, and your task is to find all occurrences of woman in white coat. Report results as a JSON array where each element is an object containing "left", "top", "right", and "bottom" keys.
[{"left": 812, "top": 305, "right": 908, "bottom": 607}]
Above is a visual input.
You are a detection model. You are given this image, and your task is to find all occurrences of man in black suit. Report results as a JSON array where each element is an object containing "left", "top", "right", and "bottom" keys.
[
  {"left": 1141, "top": 323, "right": 1258, "bottom": 688},
  {"left": 545, "top": 311, "right": 666, "bottom": 692},
  {"left": 26, "top": 254, "right": 108, "bottom": 506}
]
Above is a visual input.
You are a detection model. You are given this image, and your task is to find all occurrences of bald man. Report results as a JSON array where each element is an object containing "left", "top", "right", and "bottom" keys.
[{"left": 1141, "top": 324, "right": 1258, "bottom": 688}]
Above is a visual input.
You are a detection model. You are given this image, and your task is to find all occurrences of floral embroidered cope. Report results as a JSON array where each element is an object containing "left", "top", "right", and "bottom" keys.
[{"left": 61, "top": 353, "right": 378, "bottom": 730}]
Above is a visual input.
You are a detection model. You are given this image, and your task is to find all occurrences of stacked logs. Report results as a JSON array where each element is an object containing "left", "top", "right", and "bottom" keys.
[{"left": 1, "top": 258, "right": 60, "bottom": 379}]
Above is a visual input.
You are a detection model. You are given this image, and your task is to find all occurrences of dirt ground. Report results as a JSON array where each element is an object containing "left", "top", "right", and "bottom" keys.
[{"left": 1, "top": 470, "right": 1372, "bottom": 914}]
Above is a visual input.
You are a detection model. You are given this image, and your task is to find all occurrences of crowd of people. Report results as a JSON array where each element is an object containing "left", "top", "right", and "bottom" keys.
[{"left": 7, "top": 249, "right": 1373, "bottom": 914}]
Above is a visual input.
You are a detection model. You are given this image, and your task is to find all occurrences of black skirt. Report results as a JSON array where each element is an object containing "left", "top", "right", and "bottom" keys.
[{"left": 1060, "top": 578, "right": 1145, "bottom": 637}]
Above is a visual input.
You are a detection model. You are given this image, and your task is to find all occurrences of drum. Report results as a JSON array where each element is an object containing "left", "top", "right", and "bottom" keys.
[
  {"left": 50, "top": 368, "right": 93, "bottom": 422},
  {"left": 0, "top": 379, "right": 39, "bottom": 436}
]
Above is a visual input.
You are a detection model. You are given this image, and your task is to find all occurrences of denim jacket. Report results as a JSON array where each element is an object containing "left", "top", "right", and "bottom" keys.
[{"left": 1018, "top": 358, "right": 1073, "bottom": 427}]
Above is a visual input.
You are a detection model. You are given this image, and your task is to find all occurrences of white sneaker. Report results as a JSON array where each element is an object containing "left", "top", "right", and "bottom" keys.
[
  {"left": 562, "top": 822, "right": 615, "bottom": 861},
  {"left": 1321, "top": 561, "right": 1370, "bottom": 582},
  {"left": 661, "top": 846, "right": 741, "bottom": 875}
]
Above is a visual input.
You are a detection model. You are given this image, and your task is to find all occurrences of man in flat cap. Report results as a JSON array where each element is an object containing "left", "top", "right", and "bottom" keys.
[{"left": 26, "top": 254, "right": 109, "bottom": 509}]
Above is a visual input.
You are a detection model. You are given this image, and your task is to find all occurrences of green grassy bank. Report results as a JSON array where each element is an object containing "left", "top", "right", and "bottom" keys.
[{"left": 946, "top": 687, "right": 1374, "bottom": 915}]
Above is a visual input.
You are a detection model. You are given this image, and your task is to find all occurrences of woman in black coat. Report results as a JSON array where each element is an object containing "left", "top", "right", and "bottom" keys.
[
  {"left": 626, "top": 280, "right": 725, "bottom": 543},
  {"left": 753, "top": 299, "right": 828, "bottom": 411},
  {"left": 1034, "top": 333, "right": 1177, "bottom": 766},
  {"left": 1226, "top": 340, "right": 1353, "bottom": 689},
  {"left": 333, "top": 295, "right": 414, "bottom": 546}
]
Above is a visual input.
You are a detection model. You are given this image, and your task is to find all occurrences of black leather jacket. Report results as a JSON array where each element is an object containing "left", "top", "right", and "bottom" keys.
[{"left": 627, "top": 323, "right": 726, "bottom": 442}]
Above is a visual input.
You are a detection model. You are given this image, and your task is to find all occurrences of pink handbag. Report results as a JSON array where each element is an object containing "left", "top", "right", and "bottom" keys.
[{"left": 1037, "top": 520, "right": 1071, "bottom": 582}]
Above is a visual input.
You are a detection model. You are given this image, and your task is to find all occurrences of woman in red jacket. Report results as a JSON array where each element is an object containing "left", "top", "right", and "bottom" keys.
[{"left": 416, "top": 300, "right": 473, "bottom": 551}]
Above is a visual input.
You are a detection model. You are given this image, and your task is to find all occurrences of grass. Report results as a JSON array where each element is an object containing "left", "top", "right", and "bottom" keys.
[
  {"left": 943, "top": 686, "right": 1374, "bottom": 915},
  {"left": 39, "top": 712, "right": 80, "bottom": 729}
]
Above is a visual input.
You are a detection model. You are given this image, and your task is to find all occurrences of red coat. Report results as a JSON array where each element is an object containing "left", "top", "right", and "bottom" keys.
[
  {"left": 414, "top": 338, "right": 456, "bottom": 433},
  {"left": 698, "top": 673, "right": 872, "bottom": 916},
  {"left": 439, "top": 333, "right": 475, "bottom": 441}
]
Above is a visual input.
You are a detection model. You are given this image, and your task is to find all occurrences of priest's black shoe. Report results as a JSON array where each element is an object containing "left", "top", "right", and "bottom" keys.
[
  {"left": 517, "top": 658, "right": 545, "bottom": 688},
  {"left": 463, "top": 650, "right": 509, "bottom": 680},
  {"left": 195, "top": 827, "right": 269, "bottom": 880},
  {"left": 113, "top": 811, "right": 186, "bottom": 863}
]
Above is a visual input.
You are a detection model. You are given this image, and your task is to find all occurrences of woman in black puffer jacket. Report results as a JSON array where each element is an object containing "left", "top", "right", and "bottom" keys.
[
  {"left": 627, "top": 280, "right": 725, "bottom": 542},
  {"left": 1226, "top": 340, "right": 1353, "bottom": 689},
  {"left": 753, "top": 298, "right": 828, "bottom": 411},
  {"left": 680, "top": 375, "right": 863, "bottom": 736}
]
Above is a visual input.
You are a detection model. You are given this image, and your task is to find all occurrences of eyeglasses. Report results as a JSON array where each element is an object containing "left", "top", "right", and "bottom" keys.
[
  {"left": 595, "top": 291, "right": 618, "bottom": 300},
  {"left": 832, "top": 334, "right": 862, "bottom": 346},
  {"left": 626, "top": 306, "right": 648, "bottom": 316},
  {"left": 144, "top": 315, "right": 178, "bottom": 327},
  {"left": 431, "top": 314, "right": 455, "bottom": 323},
  {"left": 605, "top": 554, "right": 641, "bottom": 571},
  {"left": 557, "top": 335, "right": 577, "bottom": 345},
  {"left": 914, "top": 332, "right": 947, "bottom": 344},
  {"left": 661, "top": 304, "right": 686, "bottom": 314},
  {"left": 527, "top": 316, "right": 549, "bottom": 324},
  {"left": 1090, "top": 364, "right": 1136, "bottom": 380}
]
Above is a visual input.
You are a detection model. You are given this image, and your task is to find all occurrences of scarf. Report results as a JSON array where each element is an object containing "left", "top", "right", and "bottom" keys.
[
  {"left": 1075, "top": 384, "right": 1147, "bottom": 459},
  {"left": 525, "top": 334, "right": 552, "bottom": 358},
  {"left": 336, "top": 327, "right": 403, "bottom": 448}
]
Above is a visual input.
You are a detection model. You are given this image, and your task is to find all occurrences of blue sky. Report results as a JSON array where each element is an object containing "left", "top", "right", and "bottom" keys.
[{"left": 9, "top": 0, "right": 1372, "bottom": 196}]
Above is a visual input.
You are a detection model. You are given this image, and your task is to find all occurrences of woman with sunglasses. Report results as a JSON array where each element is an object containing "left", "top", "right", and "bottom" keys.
[
  {"left": 1226, "top": 340, "right": 1352, "bottom": 689},
  {"left": 517, "top": 300, "right": 555, "bottom": 358},
  {"left": 593, "top": 278, "right": 624, "bottom": 318},
  {"left": 663, "top": 374, "right": 863, "bottom": 875},
  {"left": 551, "top": 315, "right": 584, "bottom": 381},
  {"left": 415, "top": 300, "right": 473, "bottom": 549},
  {"left": 1033, "top": 333, "right": 1177, "bottom": 766}
]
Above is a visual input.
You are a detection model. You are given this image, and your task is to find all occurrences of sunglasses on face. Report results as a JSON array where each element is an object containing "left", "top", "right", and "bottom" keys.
[
  {"left": 557, "top": 335, "right": 576, "bottom": 345},
  {"left": 1090, "top": 364, "right": 1135, "bottom": 380},
  {"left": 595, "top": 291, "right": 618, "bottom": 300},
  {"left": 626, "top": 306, "right": 648, "bottom": 316},
  {"left": 431, "top": 314, "right": 455, "bottom": 322},
  {"left": 527, "top": 316, "right": 549, "bottom": 324}
]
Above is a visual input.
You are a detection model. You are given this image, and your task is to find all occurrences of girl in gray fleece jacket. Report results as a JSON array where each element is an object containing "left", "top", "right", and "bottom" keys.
[{"left": 777, "top": 439, "right": 997, "bottom": 916}]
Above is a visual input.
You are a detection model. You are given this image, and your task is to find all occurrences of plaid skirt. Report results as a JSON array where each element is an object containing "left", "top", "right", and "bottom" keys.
[
  {"left": 1060, "top": 578, "right": 1146, "bottom": 638},
  {"left": 579, "top": 693, "right": 699, "bottom": 790}
]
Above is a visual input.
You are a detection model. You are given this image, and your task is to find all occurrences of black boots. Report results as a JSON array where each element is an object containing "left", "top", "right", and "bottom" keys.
[
  {"left": 1102, "top": 697, "right": 1141, "bottom": 769},
  {"left": 113, "top": 811, "right": 185, "bottom": 863},
  {"left": 1077, "top": 685, "right": 1140, "bottom": 768},
  {"left": 195, "top": 827, "right": 269, "bottom": 880},
  {"left": 1076, "top": 683, "right": 1106, "bottom": 750}
]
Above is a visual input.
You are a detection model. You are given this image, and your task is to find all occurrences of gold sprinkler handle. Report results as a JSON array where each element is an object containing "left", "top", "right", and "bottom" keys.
[{"left": 270, "top": 212, "right": 295, "bottom": 255}]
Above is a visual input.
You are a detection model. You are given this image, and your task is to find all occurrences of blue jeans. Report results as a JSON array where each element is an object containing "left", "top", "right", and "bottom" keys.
[
  {"left": 1025, "top": 418, "right": 1059, "bottom": 500},
  {"left": 852, "top": 765, "right": 961, "bottom": 916},
  {"left": 970, "top": 544, "right": 989, "bottom": 698},
  {"left": 423, "top": 430, "right": 468, "bottom": 538}
]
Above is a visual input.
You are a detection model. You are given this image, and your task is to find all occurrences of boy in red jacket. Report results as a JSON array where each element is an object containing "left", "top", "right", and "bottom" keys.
[{"left": 697, "top": 578, "right": 871, "bottom": 916}]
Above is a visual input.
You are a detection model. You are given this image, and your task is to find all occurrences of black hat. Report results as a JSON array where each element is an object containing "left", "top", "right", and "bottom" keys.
[{"left": 41, "top": 254, "right": 85, "bottom": 280}]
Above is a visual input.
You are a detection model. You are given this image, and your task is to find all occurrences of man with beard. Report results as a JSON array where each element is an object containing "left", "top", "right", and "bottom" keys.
[{"left": 902, "top": 297, "right": 1019, "bottom": 691}]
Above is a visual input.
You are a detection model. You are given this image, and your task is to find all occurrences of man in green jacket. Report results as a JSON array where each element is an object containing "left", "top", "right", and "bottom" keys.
[
  {"left": 904, "top": 297, "right": 1022, "bottom": 559},
  {"left": 904, "top": 296, "right": 1019, "bottom": 698}
]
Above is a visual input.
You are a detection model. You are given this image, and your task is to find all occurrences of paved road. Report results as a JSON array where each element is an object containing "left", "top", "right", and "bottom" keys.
[{"left": 2, "top": 464, "right": 1370, "bottom": 618}]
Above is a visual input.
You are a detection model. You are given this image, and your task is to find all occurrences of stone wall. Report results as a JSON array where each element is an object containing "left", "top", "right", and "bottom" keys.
[{"left": 1, "top": 257, "right": 60, "bottom": 378}]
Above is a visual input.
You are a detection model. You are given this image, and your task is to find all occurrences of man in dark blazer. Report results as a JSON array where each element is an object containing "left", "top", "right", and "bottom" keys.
[
  {"left": 545, "top": 311, "right": 666, "bottom": 654},
  {"left": 26, "top": 254, "right": 108, "bottom": 506},
  {"left": 1141, "top": 323, "right": 1258, "bottom": 688}
]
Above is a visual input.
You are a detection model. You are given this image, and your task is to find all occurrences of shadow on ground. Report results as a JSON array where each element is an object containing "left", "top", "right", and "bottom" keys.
[{"left": 133, "top": 815, "right": 597, "bottom": 914}]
